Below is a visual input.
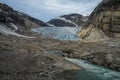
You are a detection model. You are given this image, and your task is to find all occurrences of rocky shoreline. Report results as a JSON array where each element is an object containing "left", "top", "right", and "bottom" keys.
[{"left": 61, "top": 40, "right": 120, "bottom": 71}]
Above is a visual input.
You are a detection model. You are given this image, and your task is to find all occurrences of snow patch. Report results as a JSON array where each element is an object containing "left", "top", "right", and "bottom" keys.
[
  {"left": 0, "top": 24, "right": 34, "bottom": 38},
  {"left": 55, "top": 17, "right": 78, "bottom": 27},
  {"left": 0, "top": 9, "right": 2, "bottom": 12},
  {"left": 47, "top": 23, "right": 55, "bottom": 27},
  {"left": 10, "top": 23, "right": 18, "bottom": 30},
  {"left": 71, "top": 16, "right": 75, "bottom": 19}
]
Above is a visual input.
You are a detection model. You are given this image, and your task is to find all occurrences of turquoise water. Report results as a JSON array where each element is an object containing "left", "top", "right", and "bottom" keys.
[
  {"left": 65, "top": 58, "right": 120, "bottom": 80},
  {"left": 32, "top": 27, "right": 81, "bottom": 40}
]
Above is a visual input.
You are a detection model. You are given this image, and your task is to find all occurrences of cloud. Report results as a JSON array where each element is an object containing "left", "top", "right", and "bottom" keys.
[
  {"left": 0, "top": 0, "right": 102, "bottom": 21},
  {"left": 21, "top": 0, "right": 102, "bottom": 15}
]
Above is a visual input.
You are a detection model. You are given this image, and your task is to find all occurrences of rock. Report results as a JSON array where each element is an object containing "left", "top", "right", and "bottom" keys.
[
  {"left": 78, "top": 0, "right": 120, "bottom": 41},
  {"left": 106, "top": 54, "right": 113, "bottom": 63},
  {"left": 47, "top": 13, "right": 88, "bottom": 27},
  {"left": 80, "top": 51, "right": 92, "bottom": 57},
  {"left": 78, "top": 27, "right": 109, "bottom": 41},
  {"left": 0, "top": 3, "right": 48, "bottom": 35}
]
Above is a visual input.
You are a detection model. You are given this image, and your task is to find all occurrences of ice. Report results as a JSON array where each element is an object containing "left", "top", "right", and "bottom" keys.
[
  {"left": 32, "top": 27, "right": 81, "bottom": 41},
  {"left": 47, "top": 23, "right": 55, "bottom": 27}
]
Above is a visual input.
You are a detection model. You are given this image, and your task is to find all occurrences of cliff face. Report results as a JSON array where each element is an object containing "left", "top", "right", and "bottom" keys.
[
  {"left": 47, "top": 14, "right": 88, "bottom": 27},
  {"left": 78, "top": 0, "right": 120, "bottom": 41},
  {"left": 0, "top": 3, "right": 47, "bottom": 34}
]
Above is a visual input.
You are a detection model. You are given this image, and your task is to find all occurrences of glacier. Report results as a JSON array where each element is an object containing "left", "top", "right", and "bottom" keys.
[{"left": 32, "top": 27, "right": 81, "bottom": 41}]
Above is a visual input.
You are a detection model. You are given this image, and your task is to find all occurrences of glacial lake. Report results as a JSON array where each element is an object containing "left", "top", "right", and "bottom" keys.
[{"left": 32, "top": 27, "right": 120, "bottom": 80}]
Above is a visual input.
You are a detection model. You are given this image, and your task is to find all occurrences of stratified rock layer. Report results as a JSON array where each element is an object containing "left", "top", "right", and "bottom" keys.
[{"left": 78, "top": 0, "right": 120, "bottom": 41}]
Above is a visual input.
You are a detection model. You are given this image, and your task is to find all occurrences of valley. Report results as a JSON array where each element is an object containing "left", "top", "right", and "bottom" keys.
[{"left": 0, "top": 0, "right": 120, "bottom": 80}]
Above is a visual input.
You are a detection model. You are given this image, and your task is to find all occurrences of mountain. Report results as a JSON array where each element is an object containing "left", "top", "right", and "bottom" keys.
[
  {"left": 0, "top": 3, "right": 48, "bottom": 36},
  {"left": 0, "top": 3, "right": 82, "bottom": 80},
  {"left": 78, "top": 0, "right": 120, "bottom": 41},
  {"left": 47, "top": 14, "right": 88, "bottom": 27}
]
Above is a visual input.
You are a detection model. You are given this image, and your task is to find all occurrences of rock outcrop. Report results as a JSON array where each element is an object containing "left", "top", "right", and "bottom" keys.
[
  {"left": 78, "top": 0, "right": 120, "bottom": 41},
  {"left": 0, "top": 3, "right": 48, "bottom": 35},
  {"left": 47, "top": 13, "right": 88, "bottom": 27}
]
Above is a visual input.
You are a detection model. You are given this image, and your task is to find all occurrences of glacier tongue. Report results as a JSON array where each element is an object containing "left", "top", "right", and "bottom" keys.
[{"left": 32, "top": 27, "right": 81, "bottom": 41}]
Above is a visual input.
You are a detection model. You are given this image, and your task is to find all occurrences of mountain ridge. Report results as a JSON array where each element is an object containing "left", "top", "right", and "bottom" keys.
[
  {"left": 0, "top": 3, "right": 48, "bottom": 36},
  {"left": 47, "top": 13, "right": 88, "bottom": 27}
]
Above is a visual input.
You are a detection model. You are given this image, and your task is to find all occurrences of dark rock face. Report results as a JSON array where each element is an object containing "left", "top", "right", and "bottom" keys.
[
  {"left": 61, "top": 14, "right": 88, "bottom": 26},
  {"left": 78, "top": 0, "right": 120, "bottom": 40},
  {"left": 48, "top": 19, "right": 75, "bottom": 27},
  {"left": 47, "top": 13, "right": 88, "bottom": 27},
  {"left": 0, "top": 3, "right": 47, "bottom": 34},
  {"left": 0, "top": 3, "right": 23, "bottom": 24}
]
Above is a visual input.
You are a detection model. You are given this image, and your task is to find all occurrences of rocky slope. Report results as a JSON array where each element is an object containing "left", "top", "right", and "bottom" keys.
[
  {"left": 78, "top": 0, "right": 120, "bottom": 41},
  {"left": 47, "top": 14, "right": 88, "bottom": 27},
  {"left": 0, "top": 32, "right": 84, "bottom": 80},
  {"left": 0, "top": 3, "right": 48, "bottom": 35},
  {"left": 0, "top": 1, "right": 120, "bottom": 80},
  {"left": 0, "top": 3, "right": 82, "bottom": 80}
]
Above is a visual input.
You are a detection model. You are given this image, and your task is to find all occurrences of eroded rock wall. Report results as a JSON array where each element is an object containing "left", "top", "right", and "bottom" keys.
[{"left": 78, "top": 0, "right": 120, "bottom": 41}]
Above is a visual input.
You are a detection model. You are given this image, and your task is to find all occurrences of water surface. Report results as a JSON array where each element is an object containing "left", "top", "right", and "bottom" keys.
[{"left": 65, "top": 58, "right": 120, "bottom": 80}]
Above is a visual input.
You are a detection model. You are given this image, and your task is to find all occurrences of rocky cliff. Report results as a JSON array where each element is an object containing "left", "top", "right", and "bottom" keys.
[
  {"left": 78, "top": 0, "right": 120, "bottom": 41},
  {"left": 47, "top": 14, "right": 88, "bottom": 27},
  {"left": 0, "top": 3, "right": 48, "bottom": 35}
]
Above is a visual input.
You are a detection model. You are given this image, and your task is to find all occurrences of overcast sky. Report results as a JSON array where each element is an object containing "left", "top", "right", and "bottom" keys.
[{"left": 0, "top": 0, "right": 102, "bottom": 22}]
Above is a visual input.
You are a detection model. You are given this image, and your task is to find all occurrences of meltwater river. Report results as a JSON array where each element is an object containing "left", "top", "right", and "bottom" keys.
[
  {"left": 32, "top": 27, "right": 120, "bottom": 80},
  {"left": 65, "top": 58, "right": 120, "bottom": 80}
]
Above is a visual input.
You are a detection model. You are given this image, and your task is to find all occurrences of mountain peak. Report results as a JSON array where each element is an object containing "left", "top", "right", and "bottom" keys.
[{"left": 47, "top": 13, "right": 88, "bottom": 27}]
